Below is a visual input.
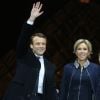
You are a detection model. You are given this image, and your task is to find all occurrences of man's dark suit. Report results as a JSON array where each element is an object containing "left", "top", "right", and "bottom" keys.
[{"left": 3, "top": 23, "right": 57, "bottom": 100}]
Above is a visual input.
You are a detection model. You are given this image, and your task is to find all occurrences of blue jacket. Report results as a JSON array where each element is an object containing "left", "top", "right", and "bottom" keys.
[{"left": 60, "top": 61, "right": 100, "bottom": 100}]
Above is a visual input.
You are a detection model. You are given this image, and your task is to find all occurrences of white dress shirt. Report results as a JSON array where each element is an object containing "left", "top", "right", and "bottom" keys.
[{"left": 37, "top": 56, "right": 45, "bottom": 94}]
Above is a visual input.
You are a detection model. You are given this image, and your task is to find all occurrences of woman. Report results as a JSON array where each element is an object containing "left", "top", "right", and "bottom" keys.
[{"left": 60, "top": 39, "right": 100, "bottom": 100}]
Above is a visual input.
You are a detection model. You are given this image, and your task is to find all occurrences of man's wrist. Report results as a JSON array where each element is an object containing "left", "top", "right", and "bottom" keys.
[{"left": 27, "top": 19, "right": 34, "bottom": 25}]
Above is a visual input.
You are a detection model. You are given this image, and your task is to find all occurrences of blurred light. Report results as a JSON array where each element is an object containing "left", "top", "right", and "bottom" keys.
[{"left": 80, "top": 0, "right": 91, "bottom": 3}]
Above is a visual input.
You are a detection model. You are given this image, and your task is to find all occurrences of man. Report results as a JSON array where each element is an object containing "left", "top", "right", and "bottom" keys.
[{"left": 3, "top": 1, "right": 57, "bottom": 100}]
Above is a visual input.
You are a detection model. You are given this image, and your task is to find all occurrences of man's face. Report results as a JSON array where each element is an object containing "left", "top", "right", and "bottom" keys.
[{"left": 30, "top": 36, "right": 46, "bottom": 56}]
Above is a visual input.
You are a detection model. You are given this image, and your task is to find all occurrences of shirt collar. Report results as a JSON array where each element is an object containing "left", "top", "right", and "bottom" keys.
[
  {"left": 74, "top": 59, "right": 90, "bottom": 69},
  {"left": 34, "top": 54, "right": 43, "bottom": 59}
]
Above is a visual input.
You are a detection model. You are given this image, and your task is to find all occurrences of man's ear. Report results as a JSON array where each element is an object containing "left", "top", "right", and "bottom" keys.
[{"left": 30, "top": 44, "right": 33, "bottom": 49}]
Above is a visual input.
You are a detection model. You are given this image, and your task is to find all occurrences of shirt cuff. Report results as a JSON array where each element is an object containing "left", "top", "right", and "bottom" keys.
[{"left": 27, "top": 20, "right": 34, "bottom": 25}]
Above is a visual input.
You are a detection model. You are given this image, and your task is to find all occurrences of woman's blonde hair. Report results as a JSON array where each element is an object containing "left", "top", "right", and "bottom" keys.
[{"left": 73, "top": 39, "right": 93, "bottom": 55}]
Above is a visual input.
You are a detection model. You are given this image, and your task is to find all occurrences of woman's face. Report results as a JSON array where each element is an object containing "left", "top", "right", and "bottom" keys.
[{"left": 75, "top": 43, "right": 90, "bottom": 62}]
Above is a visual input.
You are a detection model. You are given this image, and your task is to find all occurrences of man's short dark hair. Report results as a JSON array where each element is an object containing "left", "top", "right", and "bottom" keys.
[{"left": 30, "top": 33, "right": 47, "bottom": 44}]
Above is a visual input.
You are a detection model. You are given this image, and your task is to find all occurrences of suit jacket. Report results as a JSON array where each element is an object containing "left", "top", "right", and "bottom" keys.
[
  {"left": 60, "top": 62, "right": 100, "bottom": 100},
  {"left": 3, "top": 23, "right": 57, "bottom": 100}
]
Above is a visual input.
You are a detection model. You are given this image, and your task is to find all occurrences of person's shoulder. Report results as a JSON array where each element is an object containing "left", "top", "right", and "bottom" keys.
[
  {"left": 16, "top": 54, "right": 30, "bottom": 68},
  {"left": 47, "top": 60, "right": 56, "bottom": 67},
  {"left": 64, "top": 63, "right": 74, "bottom": 69},
  {"left": 64, "top": 62, "right": 74, "bottom": 67},
  {"left": 89, "top": 62, "right": 100, "bottom": 70},
  {"left": 44, "top": 57, "right": 52, "bottom": 63},
  {"left": 90, "top": 62, "right": 100, "bottom": 67},
  {"left": 44, "top": 58, "right": 56, "bottom": 68}
]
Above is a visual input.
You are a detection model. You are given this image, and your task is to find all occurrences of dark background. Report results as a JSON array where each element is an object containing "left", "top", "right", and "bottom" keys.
[
  {"left": 0, "top": 0, "right": 100, "bottom": 99},
  {"left": 0, "top": 0, "right": 69, "bottom": 57},
  {"left": 0, "top": 0, "right": 100, "bottom": 57}
]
